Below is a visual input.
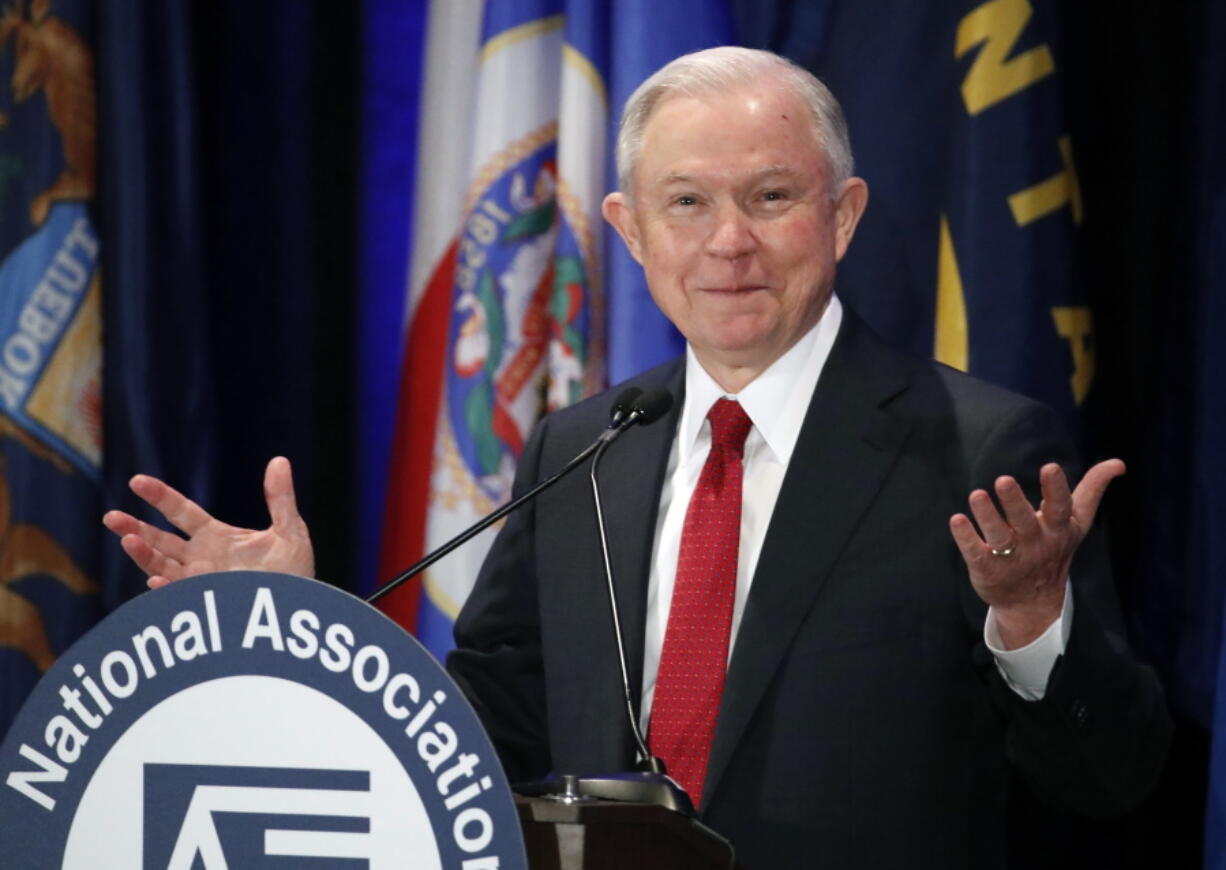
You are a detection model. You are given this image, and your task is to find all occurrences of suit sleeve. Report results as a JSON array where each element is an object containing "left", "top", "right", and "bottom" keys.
[
  {"left": 964, "top": 401, "right": 1172, "bottom": 817},
  {"left": 446, "top": 418, "right": 553, "bottom": 785}
]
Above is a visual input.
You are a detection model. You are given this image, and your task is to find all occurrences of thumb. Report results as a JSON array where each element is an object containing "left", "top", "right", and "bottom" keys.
[
  {"left": 1071, "top": 458, "right": 1126, "bottom": 525},
  {"left": 264, "top": 456, "right": 303, "bottom": 530}
]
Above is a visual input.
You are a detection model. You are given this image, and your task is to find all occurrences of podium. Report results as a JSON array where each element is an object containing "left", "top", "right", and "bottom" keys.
[
  {"left": 516, "top": 793, "right": 746, "bottom": 869},
  {"left": 0, "top": 572, "right": 531, "bottom": 869}
]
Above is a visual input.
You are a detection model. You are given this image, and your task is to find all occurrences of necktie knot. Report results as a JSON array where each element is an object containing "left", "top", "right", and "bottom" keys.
[{"left": 707, "top": 398, "right": 752, "bottom": 457}]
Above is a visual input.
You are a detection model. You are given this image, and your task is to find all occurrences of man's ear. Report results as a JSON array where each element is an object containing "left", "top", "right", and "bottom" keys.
[
  {"left": 602, "top": 192, "right": 644, "bottom": 264},
  {"left": 832, "top": 177, "right": 869, "bottom": 263}
]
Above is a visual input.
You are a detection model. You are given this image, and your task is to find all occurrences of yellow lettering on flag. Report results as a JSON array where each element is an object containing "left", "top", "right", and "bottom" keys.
[
  {"left": 935, "top": 216, "right": 968, "bottom": 372},
  {"left": 1051, "top": 306, "right": 1095, "bottom": 404},
  {"left": 1008, "top": 136, "right": 1084, "bottom": 226},
  {"left": 956, "top": 0, "right": 1055, "bottom": 115}
]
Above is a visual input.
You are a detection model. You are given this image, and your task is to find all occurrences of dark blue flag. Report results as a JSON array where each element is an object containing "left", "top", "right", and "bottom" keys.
[
  {"left": 0, "top": 0, "right": 104, "bottom": 736},
  {"left": 806, "top": 1, "right": 1093, "bottom": 429}
]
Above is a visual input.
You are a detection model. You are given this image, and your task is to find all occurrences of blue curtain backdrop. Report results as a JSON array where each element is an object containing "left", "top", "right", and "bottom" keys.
[
  {"left": 97, "top": 0, "right": 360, "bottom": 590},
  {"left": 0, "top": 2, "right": 1220, "bottom": 865},
  {"left": 97, "top": 0, "right": 213, "bottom": 600},
  {"left": 1183, "top": 0, "right": 1226, "bottom": 863}
]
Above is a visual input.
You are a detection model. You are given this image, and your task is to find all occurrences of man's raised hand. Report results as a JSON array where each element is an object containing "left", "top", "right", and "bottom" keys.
[
  {"left": 103, "top": 456, "right": 315, "bottom": 589},
  {"left": 948, "top": 459, "right": 1125, "bottom": 649}
]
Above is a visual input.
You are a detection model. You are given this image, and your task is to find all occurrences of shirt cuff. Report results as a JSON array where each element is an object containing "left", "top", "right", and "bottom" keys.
[{"left": 984, "top": 579, "right": 1073, "bottom": 701}]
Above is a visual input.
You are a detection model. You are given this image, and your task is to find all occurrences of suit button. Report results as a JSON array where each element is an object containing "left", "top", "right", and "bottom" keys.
[{"left": 1070, "top": 699, "right": 1091, "bottom": 730}]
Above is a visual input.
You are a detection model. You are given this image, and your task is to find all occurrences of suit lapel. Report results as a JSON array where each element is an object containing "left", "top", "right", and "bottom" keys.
[{"left": 702, "top": 314, "right": 913, "bottom": 806}]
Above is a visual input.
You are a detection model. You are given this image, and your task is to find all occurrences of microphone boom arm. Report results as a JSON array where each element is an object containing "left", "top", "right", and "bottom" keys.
[
  {"left": 366, "top": 389, "right": 666, "bottom": 606},
  {"left": 367, "top": 435, "right": 605, "bottom": 605}
]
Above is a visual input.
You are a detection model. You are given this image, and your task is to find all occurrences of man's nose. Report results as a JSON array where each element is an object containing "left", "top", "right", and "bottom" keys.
[{"left": 704, "top": 205, "right": 757, "bottom": 259}]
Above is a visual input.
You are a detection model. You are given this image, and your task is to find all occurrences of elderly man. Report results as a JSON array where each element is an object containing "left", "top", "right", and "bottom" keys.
[{"left": 107, "top": 47, "right": 1169, "bottom": 869}]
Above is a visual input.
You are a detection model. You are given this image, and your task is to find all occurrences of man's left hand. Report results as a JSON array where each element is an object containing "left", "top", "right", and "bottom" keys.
[{"left": 949, "top": 459, "right": 1125, "bottom": 649}]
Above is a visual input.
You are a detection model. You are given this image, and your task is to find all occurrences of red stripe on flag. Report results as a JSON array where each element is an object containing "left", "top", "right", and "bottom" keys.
[{"left": 376, "top": 240, "right": 459, "bottom": 628}]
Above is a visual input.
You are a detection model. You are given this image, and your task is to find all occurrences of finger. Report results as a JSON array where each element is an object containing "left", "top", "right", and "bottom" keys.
[
  {"left": 264, "top": 456, "right": 304, "bottom": 531},
  {"left": 129, "top": 474, "right": 214, "bottom": 537},
  {"left": 967, "top": 488, "right": 1013, "bottom": 549},
  {"left": 102, "top": 509, "right": 141, "bottom": 537},
  {"left": 120, "top": 533, "right": 183, "bottom": 582},
  {"left": 949, "top": 513, "right": 991, "bottom": 567},
  {"left": 993, "top": 476, "right": 1042, "bottom": 539},
  {"left": 103, "top": 510, "right": 190, "bottom": 562},
  {"left": 1070, "top": 458, "right": 1126, "bottom": 525},
  {"left": 147, "top": 575, "right": 172, "bottom": 590},
  {"left": 1037, "top": 463, "right": 1073, "bottom": 526}
]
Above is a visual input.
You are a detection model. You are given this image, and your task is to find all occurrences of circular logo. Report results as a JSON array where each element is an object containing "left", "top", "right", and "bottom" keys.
[{"left": 0, "top": 572, "right": 526, "bottom": 869}]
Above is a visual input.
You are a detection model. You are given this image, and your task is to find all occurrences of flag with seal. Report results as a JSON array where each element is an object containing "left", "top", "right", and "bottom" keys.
[
  {"left": 0, "top": 0, "right": 102, "bottom": 736},
  {"left": 374, "top": 1, "right": 733, "bottom": 657}
]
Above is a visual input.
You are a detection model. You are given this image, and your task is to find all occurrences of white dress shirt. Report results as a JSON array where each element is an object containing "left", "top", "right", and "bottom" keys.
[{"left": 639, "top": 295, "right": 1068, "bottom": 729}]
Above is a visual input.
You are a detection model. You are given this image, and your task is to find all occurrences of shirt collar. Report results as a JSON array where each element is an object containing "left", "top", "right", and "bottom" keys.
[{"left": 680, "top": 294, "right": 843, "bottom": 465}]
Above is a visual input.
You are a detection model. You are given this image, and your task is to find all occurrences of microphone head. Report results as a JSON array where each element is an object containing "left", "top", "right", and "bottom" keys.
[
  {"left": 630, "top": 389, "right": 674, "bottom": 426},
  {"left": 609, "top": 387, "right": 644, "bottom": 427}
]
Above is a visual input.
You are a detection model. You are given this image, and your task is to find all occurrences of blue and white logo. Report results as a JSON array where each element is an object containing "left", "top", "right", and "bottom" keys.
[
  {"left": 142, "top": 762, "right": 375, "bottom": 868},
  {"left": 0, "top": 572, "right": 526, "bottom": 869}
]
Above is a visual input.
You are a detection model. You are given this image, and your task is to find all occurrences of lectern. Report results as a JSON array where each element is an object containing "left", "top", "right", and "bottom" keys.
[{"left": 516, "top": 792, "right": 745, "bottom": 870}]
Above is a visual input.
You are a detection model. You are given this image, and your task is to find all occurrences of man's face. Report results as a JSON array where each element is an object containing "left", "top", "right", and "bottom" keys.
[{"left": 603, "top": 84, "right": 867, "bottom": 385}]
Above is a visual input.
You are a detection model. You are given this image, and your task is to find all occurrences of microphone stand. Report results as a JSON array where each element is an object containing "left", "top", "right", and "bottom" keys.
[
  {"left": 549, "top": 429, "right": 697, "bottom": 815},
  {"left": 590, "top": 434, "right": 662, "bottom": 775}
]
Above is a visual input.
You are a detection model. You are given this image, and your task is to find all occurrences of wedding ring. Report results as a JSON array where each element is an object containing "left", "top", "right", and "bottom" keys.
[{"left": 990, "top": 542, "right": 1017, "bottom": 557}]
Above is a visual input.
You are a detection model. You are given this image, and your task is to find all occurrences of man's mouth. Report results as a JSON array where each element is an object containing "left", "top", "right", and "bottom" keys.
[{"left": 700, "top": 284, "right": 766, "bottom": 294}]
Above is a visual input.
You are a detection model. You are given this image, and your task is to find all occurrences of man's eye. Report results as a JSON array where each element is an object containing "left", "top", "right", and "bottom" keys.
[
  {"left": 762, "top": 190, "right": 787, "bottom": 202},
  {"left": 674, "top": 195, "right": 697, "bottom": 206}
]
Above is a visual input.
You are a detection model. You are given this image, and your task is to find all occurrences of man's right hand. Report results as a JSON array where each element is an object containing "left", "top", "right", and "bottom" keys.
[{"left": 103, "top": 456, "right": 315, "bottom": 589}]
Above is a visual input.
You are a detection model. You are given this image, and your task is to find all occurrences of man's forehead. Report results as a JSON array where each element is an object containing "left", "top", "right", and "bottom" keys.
[
  {"left": 647, "top": 74, "right": 801, "bottom": 119},
  {"left": 639, "top": 88, "right": 820, "bottom": 152},
  {"left": 655, "top": 164, "right": 808, "bottom": 187}
]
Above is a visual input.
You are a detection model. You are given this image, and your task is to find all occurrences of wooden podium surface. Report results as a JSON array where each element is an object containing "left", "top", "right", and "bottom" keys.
[{"left": 515, "top": 794, "right": 744, "bottom": 870}]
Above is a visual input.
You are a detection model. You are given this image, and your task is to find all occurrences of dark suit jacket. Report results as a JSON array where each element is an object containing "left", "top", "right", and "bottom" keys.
[{"left": 448, "top": 310, "right": 1170, "bottom": 869}]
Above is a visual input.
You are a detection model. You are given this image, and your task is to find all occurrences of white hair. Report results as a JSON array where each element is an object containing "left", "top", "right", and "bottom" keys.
[{"left": 614, "top": 46, "right": 854, "bottom": 198}]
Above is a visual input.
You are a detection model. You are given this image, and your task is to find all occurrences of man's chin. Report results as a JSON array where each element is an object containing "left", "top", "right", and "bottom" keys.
[{"left": 691, "top": 330, "right": 787, "bottom": 376}]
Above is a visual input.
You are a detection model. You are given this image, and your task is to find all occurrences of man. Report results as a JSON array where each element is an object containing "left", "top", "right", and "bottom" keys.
[{"left": 106, "top": 47, "right": 1169, "bottom": 868}]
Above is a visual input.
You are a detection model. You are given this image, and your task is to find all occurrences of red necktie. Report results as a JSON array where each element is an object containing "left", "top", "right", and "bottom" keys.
[{"left": 650, "top": 398, "right": 753, "bottom": 805}]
